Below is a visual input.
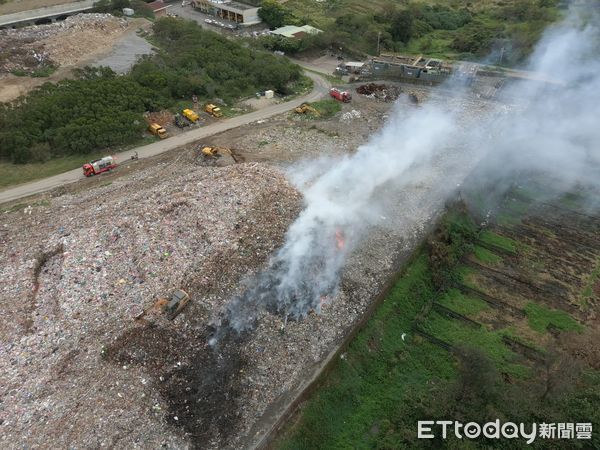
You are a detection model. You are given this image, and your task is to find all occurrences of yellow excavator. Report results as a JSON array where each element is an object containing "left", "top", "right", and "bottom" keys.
[
  {"left": 200, "top": 145, "right": 239, "bottom": 164},
  {"left": 294, "top": 103, "right": 320, "bottom": 116},
  {"left": 201, "top": 145, "right": 232, "bottom": 158}
]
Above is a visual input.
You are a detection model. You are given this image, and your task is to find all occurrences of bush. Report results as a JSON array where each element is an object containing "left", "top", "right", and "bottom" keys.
[
  {"left": 258, "top": 0, "right": 297, "bottom": 29},
  {"left": 451, "top": 20, "right": 499, "bottom": 55}
]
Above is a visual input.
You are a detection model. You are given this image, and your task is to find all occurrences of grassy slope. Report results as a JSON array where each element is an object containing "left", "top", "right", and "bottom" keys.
[
  {"left": 0, "top": 137, "right": 157, "bottom": 189},
  {"left": 278, "top": 210, "right": 596, "bottom": 449},
  {"left": 279, "top": 254, "right": 457, "bottom": 449},
  {"left": 0, "top": 153, "right": 107, "bottom": 189}
]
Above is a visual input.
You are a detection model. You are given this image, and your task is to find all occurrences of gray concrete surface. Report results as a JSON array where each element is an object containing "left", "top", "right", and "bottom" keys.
[
  {"left": 0, "top": 70, "right": 329, "bottom": 204},
  {"left": 92, "top": 31, "right": 154, "bottom": 74}
]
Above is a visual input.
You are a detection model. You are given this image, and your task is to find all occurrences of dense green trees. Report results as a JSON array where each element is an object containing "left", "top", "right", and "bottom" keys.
[
  {"left": 277, "top": 0, "right": 560, "bottom": 61},
  {"left": 0, "top": 19, "right": 301, "bottom": 164},
  {"left": 258, "top": 0, "right": 298, "bottom": 29}
]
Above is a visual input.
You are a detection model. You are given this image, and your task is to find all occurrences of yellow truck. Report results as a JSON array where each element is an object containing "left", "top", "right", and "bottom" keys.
[
  {"left": 204, "top": 103, "right": 223, "bottom": 118},
  {"left": 148, "top": 123, "right": 168, "bottom": 139},
  {"left": 183, "top": 108, "right": 200, "bottom": 123}
]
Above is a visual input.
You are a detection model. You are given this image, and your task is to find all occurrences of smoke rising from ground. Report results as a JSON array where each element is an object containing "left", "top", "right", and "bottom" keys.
[
  {"left": 470, "top": 5, "right": 600, "bottom": 199},
  {"left": 211, "top": 3, "right": 600, "bottom": 340}
]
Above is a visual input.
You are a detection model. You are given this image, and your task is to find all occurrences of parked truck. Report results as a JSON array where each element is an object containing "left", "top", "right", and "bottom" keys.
[
  {"left": 330, "top": 87, "right": 352, "bottom": 103},
  {"left": 183, "top": 108, "right": 200, "bottom": 123},
  {"left": 204, "top": 103, "right": 223, "bottom": 118},
  {"left": 82, "top": 156, "right": 117, "bottom": 177},
  {"left": 148, "top": 123, "right": 168, "bottom": 139}
]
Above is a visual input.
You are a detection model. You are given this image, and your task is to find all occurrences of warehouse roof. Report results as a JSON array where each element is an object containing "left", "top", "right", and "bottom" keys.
[{"left": 270, "top": 25, "right": 322, "bottom": 39}]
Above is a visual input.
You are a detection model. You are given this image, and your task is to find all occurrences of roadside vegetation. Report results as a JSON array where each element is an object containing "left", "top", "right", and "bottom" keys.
[
  {"left": 278, "top": 199, "right": 600, "bottom": 449},
  {"left": 0, "top": 18, "right": 302, "bottom": 166},
  {"left": 258, "top": 0, "right": 562, "bottom": 64}
]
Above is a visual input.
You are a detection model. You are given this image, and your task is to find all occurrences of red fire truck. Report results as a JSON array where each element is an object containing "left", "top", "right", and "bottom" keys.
[
  {"left": 82, "top": 156, "right": 117, "bottom": 177},
  {"left": 329, "top": 87, "right": 352, "bottom": 103}
]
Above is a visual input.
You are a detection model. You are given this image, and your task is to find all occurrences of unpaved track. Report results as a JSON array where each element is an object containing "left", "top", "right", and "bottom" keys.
[{"left": 0, "top": 70, "right": 329, "bottom": 204}]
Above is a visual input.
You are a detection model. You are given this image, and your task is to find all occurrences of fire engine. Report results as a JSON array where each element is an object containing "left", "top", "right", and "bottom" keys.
[
  {"left": 82, "top": 156, "right": 117, "bottom": 177},
  {"left": 329, "top": 87, "right": 352, "bottom": 103}
]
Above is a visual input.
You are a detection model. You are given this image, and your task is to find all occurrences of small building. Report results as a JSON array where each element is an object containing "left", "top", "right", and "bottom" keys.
[
  {"left": 336, "top": 61, "right": 365, "bottom": 74},
  {"left": 192, "top": 0, "right": 261, "bottom": 25},
  {"left": 371, "top": 52, "right": 452, "bottom": 83},
  {"left": 270, "top": 25, "right": 322, "bottom": 39},
  {"left": 147, "top": 0, "right": 171, "bottom": 17}
]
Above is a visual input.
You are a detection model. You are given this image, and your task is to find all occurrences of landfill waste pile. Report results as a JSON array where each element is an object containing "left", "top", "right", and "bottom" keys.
[
  {"left": 0, "top": 87, "right": 498, "bottom": 448},
  {"left": 0, "top": 161, "right": 303, "bottom": 448},
  {"left": 356, "top": 83, "right": 403, "bottom": 102},
  {"left": 0, "top": 14, "right": 129, "bottom": 74}
]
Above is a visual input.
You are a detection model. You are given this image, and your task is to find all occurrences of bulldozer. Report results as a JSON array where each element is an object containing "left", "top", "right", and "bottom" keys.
[
  {"left": 135, "top": 289, "right": 190, "bottom": 325},
  {"left": 294, "top": 103, "right": 320, "bottom": 116}
]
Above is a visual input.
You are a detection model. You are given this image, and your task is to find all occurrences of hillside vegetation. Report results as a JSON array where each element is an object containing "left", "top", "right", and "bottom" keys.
[
  {"left": 0, "top": 18, "right": 301, "bottom": 164},
  {"left": 261, "top": 0, "right": 562, "bottom": 64}
]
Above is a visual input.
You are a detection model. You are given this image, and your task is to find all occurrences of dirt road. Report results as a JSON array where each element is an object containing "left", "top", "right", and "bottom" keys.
[{"left": 0, "top": 70, "right": 330, "bottom": 204}]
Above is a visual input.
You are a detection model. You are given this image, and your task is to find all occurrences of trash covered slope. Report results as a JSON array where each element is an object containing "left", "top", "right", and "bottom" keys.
[
  {"left": 0, "top": 13, "right": 130, "bottom": 74},
  {"left": 0, "top": 162, "right": 302, "bottom": 448}
]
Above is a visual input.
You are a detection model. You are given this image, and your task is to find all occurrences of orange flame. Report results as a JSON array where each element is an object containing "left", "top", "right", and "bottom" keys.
[{"left": 335, "top": 229, "right": 345, "bottom": 250}]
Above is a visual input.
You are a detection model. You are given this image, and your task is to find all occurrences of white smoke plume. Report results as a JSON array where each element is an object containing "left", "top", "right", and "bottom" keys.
[
  {"left": 212, "top": 2, "right": 600, "bottom": 340},
  {"left": 470, "top": 4, "right": 600, "bottom": 196}
]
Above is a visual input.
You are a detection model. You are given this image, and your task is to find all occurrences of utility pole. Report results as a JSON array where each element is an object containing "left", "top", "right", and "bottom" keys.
[{"left": 377, "top": 31, "right": 381, "bottom": 56}]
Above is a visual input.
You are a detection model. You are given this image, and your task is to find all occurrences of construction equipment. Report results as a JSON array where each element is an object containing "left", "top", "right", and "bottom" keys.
[
  {"left": 204, "top": 103, "right": 223, "bottom": 118},
  {"left": 294, "top": 103, "right": 320, "bottom": 116},
  {"left": 135, "top": 289, "right": 191, "bottom": 324},
  {"left": 148, "top": 123, "right": 168, "bottom": 139},
  {"left": 183, "top": 108, "right": 200, "bottom": 123},
  {"left": 329, "top": 87, "right": 352, "bottom": 103},
  {"left": 174, "top": 113, "right": 190, "bottom": 128},
  {"left": 82, "top": 156, "right": 117, "bottom": 177},
  {"left": 165, "top": 289, "right": 191, "bottom": 319},
  {"left": 201, "top": 145, "right": 233, "bottom": 158}
]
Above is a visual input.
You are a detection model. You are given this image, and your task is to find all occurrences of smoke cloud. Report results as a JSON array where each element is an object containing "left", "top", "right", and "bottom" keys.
[{"left": 211, "top": 2, "right": 600, "bottom": 341}]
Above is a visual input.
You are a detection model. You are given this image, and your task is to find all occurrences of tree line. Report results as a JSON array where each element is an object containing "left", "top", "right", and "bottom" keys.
[
  {"left": 257, "top": 0, "right": 560, "bottom": 63},
  {"left": 0, "top": 18, "right": 301, "bottom": 164}
]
